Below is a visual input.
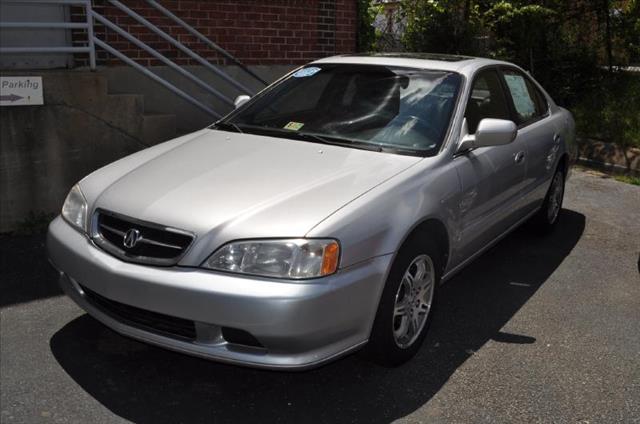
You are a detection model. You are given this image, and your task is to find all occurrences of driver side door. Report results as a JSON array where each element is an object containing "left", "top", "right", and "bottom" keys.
[{"left": 452, "top": 68, "right": 528, "bottom": 265}]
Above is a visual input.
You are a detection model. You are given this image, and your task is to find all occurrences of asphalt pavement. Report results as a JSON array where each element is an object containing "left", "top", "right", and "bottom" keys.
[{"left": 1, "top": 168, "right": 639, "bottom": 423}]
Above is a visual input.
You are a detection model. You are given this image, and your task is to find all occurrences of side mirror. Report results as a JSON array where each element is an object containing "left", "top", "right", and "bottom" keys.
[
  {"left": 475, "top": 118, "right": 517, "bottom": 147},
  {"left": 456, "top": 118, "right": 517, "bottom": 154},
  {"left": 234, "top": 95, "right": 251, "bottom": 109}
]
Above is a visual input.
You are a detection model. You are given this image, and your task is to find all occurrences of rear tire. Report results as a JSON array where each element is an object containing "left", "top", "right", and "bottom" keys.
[
  {"left": 531, "top": 167, "right": 565, "bottom": 233},
  {"left": 366, "top": 236, "right": 442, "bottom": 367}
]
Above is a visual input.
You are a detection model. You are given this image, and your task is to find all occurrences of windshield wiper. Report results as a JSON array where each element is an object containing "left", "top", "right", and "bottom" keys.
[
  {"left": 298, "top": 132, "right": 431, "bottom": 156},
  {"left": 296, "top": 132, "right": 383, "bottom": 152},
  {"left": 213, "top": 121, "right": 243, "bottom": 133},
  {"left": 213, "top": 124, "right": 424, "bottom": 155},
  {"left": 375, "top": 144, "right": 428, "bottom": 156},
  {"left": 215, "top": 124, "right": 377, "bottom": 151}
]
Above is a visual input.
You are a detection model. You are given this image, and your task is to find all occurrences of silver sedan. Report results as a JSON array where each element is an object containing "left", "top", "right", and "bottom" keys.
[{"left": 47, "top": 53, "right": 576, "bottom": 370}]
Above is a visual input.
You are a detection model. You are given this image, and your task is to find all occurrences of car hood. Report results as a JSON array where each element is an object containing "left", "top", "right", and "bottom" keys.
[{"left": 93, "top": 130, "right": 420, "bottom": 262}]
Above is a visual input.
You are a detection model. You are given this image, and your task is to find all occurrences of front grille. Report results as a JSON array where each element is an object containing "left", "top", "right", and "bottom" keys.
[
  {"left": 81, "top": 284, "right": 197, "bottom": 341},
  {"left": 92, "top": 209, "right": 194, "bottom": 266}
]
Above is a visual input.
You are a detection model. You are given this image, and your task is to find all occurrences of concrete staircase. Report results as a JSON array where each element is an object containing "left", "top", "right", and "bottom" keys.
[{"left": 36, "top": 71, "right": 178, "bottom": 146}]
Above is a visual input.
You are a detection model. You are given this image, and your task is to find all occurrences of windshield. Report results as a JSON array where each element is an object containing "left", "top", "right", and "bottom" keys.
[{"left": 219, "top": 64, "right": 462, "bottom": 156}]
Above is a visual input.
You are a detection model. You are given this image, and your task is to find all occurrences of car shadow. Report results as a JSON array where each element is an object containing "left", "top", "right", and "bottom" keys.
[
  {"left": 0, "top": 232, "right": 62, "bottom": 307},
  {"left": 50, "top": 209, "right": 585, "bottom": 424}
]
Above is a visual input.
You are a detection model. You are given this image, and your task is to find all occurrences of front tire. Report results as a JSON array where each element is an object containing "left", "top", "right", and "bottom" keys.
[{"left": 366, "top": 236, "right": 442, "bottom": 367}]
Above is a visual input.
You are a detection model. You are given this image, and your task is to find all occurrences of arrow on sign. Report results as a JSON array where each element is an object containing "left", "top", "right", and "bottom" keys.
[{"left": 0, "top": 94, "right": 24, "bottom": 102}]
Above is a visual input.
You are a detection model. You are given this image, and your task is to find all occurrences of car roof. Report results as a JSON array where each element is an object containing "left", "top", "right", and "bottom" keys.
[{"left": 311, "top": 53, "right": 512, "bottom": 75}]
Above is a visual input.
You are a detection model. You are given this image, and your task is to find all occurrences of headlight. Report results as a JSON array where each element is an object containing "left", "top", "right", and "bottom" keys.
[
  {"left": 202, "top": 239, "right": 340, "bottom": 279},
  {"left": 61, "top": 184, "right": 88, "bottom": 233}
]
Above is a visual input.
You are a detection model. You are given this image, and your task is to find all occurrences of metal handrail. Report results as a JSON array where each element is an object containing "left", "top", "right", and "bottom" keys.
[
  {"left": 2, "top": 0, "right": 89, "bottom": 3},
  {"left": 109, "top": 0, "right": 254, "bottom": 96},
  {"left": 0, "top": 22, "right": 88, "bottom": 29},
  {"left": 85, "top": 0, "right": 95, "bottom": 68},
  {"left": 0, "top": 0, "right": 266, "bottom": 118},
  {"left": 146, "top": 0, "right": 268, "bottom": 86},
  {"left": 92, "top": 11, "right": 234, "bottom": 108},
  {"left": 0, "top": 0, "right": 96, "bottom": 68},
  {"left": 0, "top": 46, "right": 91, "bottom": 53},
  {"left": 93, "top": 38, "right": 219, "bottom": 118}
]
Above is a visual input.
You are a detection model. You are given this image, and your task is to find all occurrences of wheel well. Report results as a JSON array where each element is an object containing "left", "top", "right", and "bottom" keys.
[
  {"left": 559, "top": 153, "right": 569, "bottom": 176},
  {"left": 405, "top": 219, "right": 450, "bottom": 273}
]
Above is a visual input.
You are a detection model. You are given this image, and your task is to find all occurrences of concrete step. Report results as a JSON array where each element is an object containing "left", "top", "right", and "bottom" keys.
[
  {"left": 37, "top": 72, "right": 109, "bottom": 106},
  {"left": 4, "top": 70, "right": 179, "bottom": 145},
  {"left": 100, "top": 93, "right": 145, "bottom": 138},
  {"left": 141, "top": 113, "right": 177, "bottom": 146}
]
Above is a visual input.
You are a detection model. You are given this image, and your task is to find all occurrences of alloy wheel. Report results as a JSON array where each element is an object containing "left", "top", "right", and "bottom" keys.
[
  {"left": 547, "top": 172, "right": 564, "bottom": 224},
  {"left": 392, "top": 254, "right": 435, "bottom": 349}
]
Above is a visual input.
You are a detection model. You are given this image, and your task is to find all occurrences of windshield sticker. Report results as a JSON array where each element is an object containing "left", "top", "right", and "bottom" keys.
[
  {"left": 284, "top": 121, "right": 305, "bottom": 131},
  {"left": 293, "top": 67, "right": 321, "bottom": 78}
]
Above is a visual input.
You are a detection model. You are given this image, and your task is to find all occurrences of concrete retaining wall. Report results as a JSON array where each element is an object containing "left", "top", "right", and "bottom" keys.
[
  {"left": 578, "top": 140, "right": 640, "bottom": 177},
  {"left": 0, "top": 71, "right": 148, "bottom": 233}
]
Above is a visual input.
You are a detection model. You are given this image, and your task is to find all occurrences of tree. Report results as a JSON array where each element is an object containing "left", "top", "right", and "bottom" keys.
[
  {"left": 357, "top": 0, "right": 379, "bottom": 52},
  {"left": 397, "top": 0, "right": 639, "bottom": 171},
  {"left": 614, "top": 0, "right": 640, "bottom": 65},
  {"left": 401, "top": 0, "right": 482, "bottom": 55},
  {"left": 574, "top": 74, "right": 640, "bottom": 173},
  {"left": 485, "top": 1, "right": 556, "bottom": 74}
]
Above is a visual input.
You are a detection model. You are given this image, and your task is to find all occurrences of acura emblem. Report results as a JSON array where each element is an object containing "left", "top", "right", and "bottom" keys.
[{"left": 123, "top": 228, "right": 141, "bottom": 249}]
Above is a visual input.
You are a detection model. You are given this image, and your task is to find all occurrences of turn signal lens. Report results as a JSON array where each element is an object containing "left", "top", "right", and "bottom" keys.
[{"left": 321, "top": 241, "right": 340, "bottom": 276}]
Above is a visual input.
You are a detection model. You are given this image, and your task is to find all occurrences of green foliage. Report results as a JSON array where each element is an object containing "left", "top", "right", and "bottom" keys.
[
  {"left": 402, "top": 0, "right": 451, "bottom": 53},
  {"left": 402, "top": 0, "right": 482, "bottom": 55},
  {"left": 574, "top": 74, "right": 640, "bottom": 147},
  {"left": 395, "top": 0, "right": 639, "bottom": 169},
  {"left": 614, "top": 174, "right": 640, "bottom": 185},
  {"left": 614, "top": 0, "right": 640, "bottom": 64},
  {"left": 357, "top": 0, "right": 379, "bottom": 52},
  {"left": 573, "top": 73, "right": 640, "bottom": 170},
  {"left": 485, "top": 2, "right": 556, "bottom": 69},
  {"left": 482, "top": 2, "right": 607, "bottom": 107}
]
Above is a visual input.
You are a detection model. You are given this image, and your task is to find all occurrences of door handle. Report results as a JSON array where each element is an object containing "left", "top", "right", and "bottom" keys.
[
  {"left": 553, "top": 133, "right": 561, "bottom": 144},
  {"left": 514, "top": 151, "right": 526, "bottom": 164}
]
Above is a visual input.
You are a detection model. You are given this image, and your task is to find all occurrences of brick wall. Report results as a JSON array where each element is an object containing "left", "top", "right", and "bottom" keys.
[{"left": 71, "top": 0, "right": 357, "bottom": 67}]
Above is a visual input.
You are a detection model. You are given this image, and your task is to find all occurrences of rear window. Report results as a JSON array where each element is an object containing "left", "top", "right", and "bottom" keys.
[{"left": 502, "top": 69, "right": 548, "bottom": 124}]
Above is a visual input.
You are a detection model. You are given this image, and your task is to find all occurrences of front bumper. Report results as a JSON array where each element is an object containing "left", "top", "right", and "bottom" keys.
[{"left": 47, "top": 216, "right": 391, "bottom": 370}]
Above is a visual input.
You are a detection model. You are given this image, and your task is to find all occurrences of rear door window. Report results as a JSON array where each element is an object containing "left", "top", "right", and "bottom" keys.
[{"left": 501, "top": 69, "right": 548, "bottom": 125}]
